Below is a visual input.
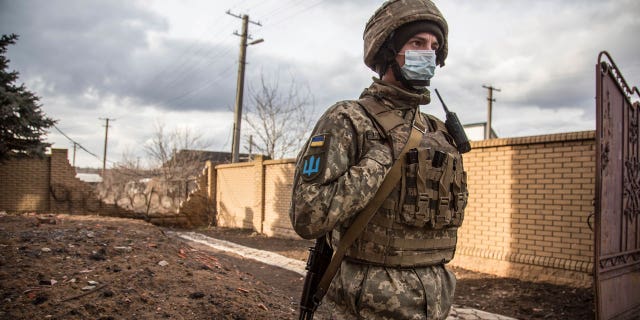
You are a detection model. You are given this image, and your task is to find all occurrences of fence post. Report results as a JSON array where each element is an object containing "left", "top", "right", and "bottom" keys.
[
  {"left": 253, "top": 156, "right": 266, "bottom": 233},
  {"left": 206, "top": 161, "right": 217, "bottom": 226}
]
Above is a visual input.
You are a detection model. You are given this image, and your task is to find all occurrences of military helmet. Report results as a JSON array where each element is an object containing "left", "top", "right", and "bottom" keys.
[{"left": 363, "top": 0, "right": 449, "bottom": 72}]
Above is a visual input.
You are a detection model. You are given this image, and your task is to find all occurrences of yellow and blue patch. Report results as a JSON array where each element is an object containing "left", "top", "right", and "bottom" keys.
[{"left": 309, "top": 134, "right": 325, "bottom": 147}]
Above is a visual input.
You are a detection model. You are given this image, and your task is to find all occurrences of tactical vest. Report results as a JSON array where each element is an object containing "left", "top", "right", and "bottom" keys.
[{"left": 337, "top": 97, "right": 468, "bottom": 267}]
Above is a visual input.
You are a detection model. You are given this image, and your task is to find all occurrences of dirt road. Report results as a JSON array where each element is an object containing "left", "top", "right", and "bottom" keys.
[{"left": 0, "top": 213, "right": 594, "bottom": 319}]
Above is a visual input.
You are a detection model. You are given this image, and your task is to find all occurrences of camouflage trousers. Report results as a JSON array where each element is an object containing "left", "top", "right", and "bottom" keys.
[{"left": 324, "top": 260, "right": 455, "bottom": 320}]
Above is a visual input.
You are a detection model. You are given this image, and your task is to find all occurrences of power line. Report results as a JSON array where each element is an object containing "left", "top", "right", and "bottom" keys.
[
  {"left": 156, "top": 61, "right": 236, "bottom": 108},
  {"left": 52, "top": 124, "right": 101, "bottom": 160},
  {"left": 155, "top": 44, "right": 236, "bottom": 99},
  {"left": 261, "top": 0, "right": 305, "bottom": 19},
  {"left": 145, "top": 8, "right": 247, "bottom": 95},
  {"left": 235, "top": 0, "right": 273, "bottom": 15},
  {"left": 262, "top": 0, "right": 323, "bottom": 27},
  {"left": 152, "top": 1, "right": 313, "bottom": 108},
  {"left": 153, "top": 1, "right": 328, "bottom": 110},
  {"left": 146, "top": 10, "right": 237, "bottom": 84},
  {"left": 250, "top": 0, "right": 325, "bottom": 39}
]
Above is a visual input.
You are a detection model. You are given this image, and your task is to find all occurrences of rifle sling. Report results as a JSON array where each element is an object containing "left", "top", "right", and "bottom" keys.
[{"left": 312, "top": 111, "right": 425, "bottom": 305}]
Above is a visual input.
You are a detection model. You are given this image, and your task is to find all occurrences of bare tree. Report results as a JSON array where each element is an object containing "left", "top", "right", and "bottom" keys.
[
  {"left": 96, "top": 123, "right": 212, "bottom": 216},
  {"left": 144, "top": 122, "right": 211, "bottom": 181},
  {"left": 243, "top": 73, "right": 314, "bottom": 159}
]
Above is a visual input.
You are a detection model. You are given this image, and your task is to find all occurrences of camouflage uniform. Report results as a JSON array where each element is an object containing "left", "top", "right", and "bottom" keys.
[
  {"left": 290, "top": 1, "right": 467, "bottom": 319},
  {"left": 291, "top": 79, "right": 467, "bottom": 319}
]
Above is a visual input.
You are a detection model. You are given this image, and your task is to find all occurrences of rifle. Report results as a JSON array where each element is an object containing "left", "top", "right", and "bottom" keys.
[
  {"left": 299, "top": 235, "right": 333, "bottom": 320},
  {"left": 434, "top": 89, "right": 471, "bottom": 154}
]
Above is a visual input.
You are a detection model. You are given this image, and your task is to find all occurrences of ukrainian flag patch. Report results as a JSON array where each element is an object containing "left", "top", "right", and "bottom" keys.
[{"left": 310, "top": 134, "right": 325, "bottom": 147}]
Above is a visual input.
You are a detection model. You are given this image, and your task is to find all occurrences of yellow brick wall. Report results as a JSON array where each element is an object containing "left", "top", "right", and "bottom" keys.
[
  {"left": 0, "top": 149, "right": 143, "bottom": 218},
  {"left": 263, "top": 160, "right": 297, "bottom": 238},
  {"left": 0, "top": 148, "right": 94, "bottom": 213},
  {"left": 49, "top": 149, "right": 101, "bottom": 213},
  {"left": 206, "top": 131, "right": 598, "bottom": 286},
  {"left": 0, "top": 155, "right": 50, "bottom": 211},
  {"left": 451, "top": 131, "right": 595, "bottom": 286},
  {"left": 215, "top": 161, "right": 262, "bottom": 230}
]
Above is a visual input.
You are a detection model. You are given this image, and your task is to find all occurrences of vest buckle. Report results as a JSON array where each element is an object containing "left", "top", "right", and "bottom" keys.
[
  {"left": 412, "top": 118, "right": 427, "bottom": 134},
  {"left": 439, "top": 196, "right": 450, "bottom": 207}
]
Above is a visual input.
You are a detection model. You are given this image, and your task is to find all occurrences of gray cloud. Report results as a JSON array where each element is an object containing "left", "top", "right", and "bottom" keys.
[
  {"left": 1, "top": 0, "right": 638, "bottom": 167},
  {"left": 0, "top": 0, "right": 242, "bottom": 112},
  {"left": 1, "top": 1, "right": 164, "bottom": 92}
]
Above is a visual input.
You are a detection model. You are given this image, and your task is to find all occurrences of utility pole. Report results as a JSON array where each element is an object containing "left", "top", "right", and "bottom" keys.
[
  {"left": 100, "top": 117, "right": 115, "bottom": 177},
  {"left": 72, "top": 142, "right": 77, "bottom": 167},
  {"left": 482, "top": 85, "right": 501, "bottom": 140},
  {"left": 227, "top": 10, "right": 263, "bottom": 163},
  {"left": 248, "top": 135, "right": 253, "bottom": 160}
]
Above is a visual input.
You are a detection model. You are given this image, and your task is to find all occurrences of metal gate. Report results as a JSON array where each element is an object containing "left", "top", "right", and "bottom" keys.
[{"left": 595, "top": 51, "right": 640, "bottom": 320}]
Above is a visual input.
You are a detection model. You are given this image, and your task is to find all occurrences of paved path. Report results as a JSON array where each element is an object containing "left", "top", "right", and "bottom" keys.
[{"left": 173, "top": 231, "right": 517, "bottom": 320}]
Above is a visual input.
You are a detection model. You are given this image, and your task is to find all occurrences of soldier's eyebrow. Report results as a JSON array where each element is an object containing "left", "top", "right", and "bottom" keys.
[{"left": 410, "top": 34, "right": 439, "bottom": 46}]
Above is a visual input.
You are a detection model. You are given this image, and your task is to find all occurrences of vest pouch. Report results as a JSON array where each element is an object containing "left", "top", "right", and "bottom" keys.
[
  {"left": 451, "top": 169, "right": 468, "bottom": 226},
  {"left": 399, "top": 148, "right": 425, "bottom": 227},
  {"left": 432, "top": 151, "right": 456, "bottom": 229},
  {"left": 399, "top": 148, "right": 436, "bottom": 227}
]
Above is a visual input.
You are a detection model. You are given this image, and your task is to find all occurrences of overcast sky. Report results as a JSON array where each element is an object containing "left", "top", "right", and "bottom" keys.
[{"left": 1, "top": 0, "right": 639, "bottom": 168}]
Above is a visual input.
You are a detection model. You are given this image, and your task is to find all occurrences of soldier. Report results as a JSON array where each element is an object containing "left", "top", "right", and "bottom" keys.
[{"left": 290, "top": 0, "right": 468, "bottom": 319}]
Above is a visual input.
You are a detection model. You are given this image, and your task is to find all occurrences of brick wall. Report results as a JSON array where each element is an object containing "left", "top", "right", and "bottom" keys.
[
  {"left": 214, "top": 158, "right": 296, "bottom": 237},
  {"left": 212, "top": 131, "right": 596, "bottom": 287},
  {"left": 451, "top": 131, "right": 595, "bottom": 287},
  {"left": 0, "top": 155, "right": 50, "bottom": 211},
  {"left": 263, "top": 160, "right": 297, "bottom": 238},
  {"left": 176, "top": 161, "right": 215, "bottom": 227},
  {"left": 0, "top": 149, "right": 135, "bottom": 218},
  {"left": 215, "top": 158, "right": 264, "bottom": 230},
  {"left": 48, "top": 149, "right": 102, "bottom": 213}
]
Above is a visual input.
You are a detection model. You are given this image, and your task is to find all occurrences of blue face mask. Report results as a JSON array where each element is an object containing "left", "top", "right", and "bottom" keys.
[{"left": 400, "top": 50, "right": 437, "bottom": 83}]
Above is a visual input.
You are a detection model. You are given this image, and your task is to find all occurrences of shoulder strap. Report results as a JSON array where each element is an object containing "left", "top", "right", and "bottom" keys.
[
  {"left": 312, "top": 116, "right": 424, "bottom": 304},
  {"left": 358, "top": 97, "right": 405, "bottom": 134}
]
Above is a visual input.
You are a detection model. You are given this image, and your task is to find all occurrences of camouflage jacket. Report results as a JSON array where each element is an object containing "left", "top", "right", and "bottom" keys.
[
  {"left": 291, "top": 78, "right": 435, "bottom": 239},
  {"left": 290, "top": 79, "right": 464, "bottom": 319}
]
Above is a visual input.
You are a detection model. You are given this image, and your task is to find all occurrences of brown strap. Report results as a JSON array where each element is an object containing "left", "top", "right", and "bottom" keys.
[
  {"left": 358, "top": 97, "right": 405, "bottom": 134},
  {"left": 312, "top": 116, "right": 424, "bottom": 303}
]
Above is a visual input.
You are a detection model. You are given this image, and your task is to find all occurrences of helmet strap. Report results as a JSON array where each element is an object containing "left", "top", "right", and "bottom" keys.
[{"left": 376, "top": 38, "right": 398, "bottom": 79}]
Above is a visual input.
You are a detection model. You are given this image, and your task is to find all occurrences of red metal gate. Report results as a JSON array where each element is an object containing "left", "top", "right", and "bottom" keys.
[{"left": 595, "top": 51, "right": 640, "bottom": 320}]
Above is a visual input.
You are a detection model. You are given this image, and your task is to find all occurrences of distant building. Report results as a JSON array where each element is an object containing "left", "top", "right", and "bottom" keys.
[
  {"left": 463, "top": 122, "right": 498, "bottom": 141},
  {"left": 76, "top": 173, "right": 103, "bottom": 184},
  {"left": 166, "top": 150, "right": 255, "bottom": 167}
]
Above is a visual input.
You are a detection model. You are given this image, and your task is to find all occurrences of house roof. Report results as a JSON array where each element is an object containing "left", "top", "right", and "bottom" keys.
[
  {"left": 76, "top": 173, "right": 103, "bottom": 183},
  {"left": 463, "top": 122, "right": 499, "bottom": 141},
  {"left": 168, "top": 150, "right": 252, "bottom": 165}
]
